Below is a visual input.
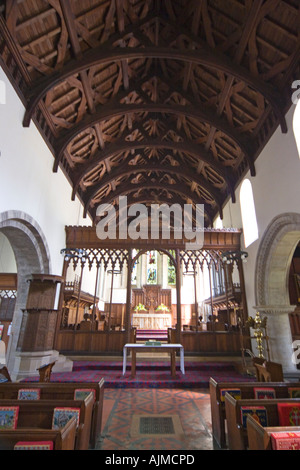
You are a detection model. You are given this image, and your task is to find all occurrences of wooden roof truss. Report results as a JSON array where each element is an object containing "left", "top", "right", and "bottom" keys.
[{"left": 0, "top": 0, "right": 299, "bottom": 226}]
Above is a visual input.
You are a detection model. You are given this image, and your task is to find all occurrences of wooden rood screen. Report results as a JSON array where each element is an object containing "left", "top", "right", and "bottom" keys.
[{"left": 54, "top": 226, "right": 250, "bottom": 355}]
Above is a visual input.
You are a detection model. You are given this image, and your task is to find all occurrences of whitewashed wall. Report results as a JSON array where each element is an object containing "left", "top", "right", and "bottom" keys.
[
  {"left": 0, "top": 233, "right": 16, "bottom": 272},
  {"left": 219, "top": 104, "right": 300, "bottom": 319},
  {"left": 0, "top": 66, "right": 92, "bottom": 279}
]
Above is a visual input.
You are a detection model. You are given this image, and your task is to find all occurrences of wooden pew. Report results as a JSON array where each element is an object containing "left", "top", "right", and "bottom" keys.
[
  {"left": 209, "top": 377, "right": 300, "bottom": 448},
  {"left": 0, "top": 366, "right": 11, "bottom": 382},
  {"left": 247, "top": 414, "right": 300, "bottom": 450},
  {"left": 0, "top": 415, "right": 77, "bottom": 450},
  {"left": 225, "top": 394, "right": 300, "bottom": 450},
  {"left": 0, "top": 393, "right": 94, "bottom": 450},
  {"left": 37, "top": 361, "right": 56, "bottom": 382},
  {"left": 253, "top": 360, "right": 284, "bottom": 382},
  {"left": 0, "top": 380, "right": 104, "bottom": 448}
]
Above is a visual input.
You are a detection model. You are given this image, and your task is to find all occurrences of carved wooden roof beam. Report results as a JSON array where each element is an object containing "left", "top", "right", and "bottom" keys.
[{"left": 22, "top": 46, "right": 287, "bottom": 133}]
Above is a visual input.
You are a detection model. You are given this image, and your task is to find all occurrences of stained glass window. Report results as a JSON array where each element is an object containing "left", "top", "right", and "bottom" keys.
[
  {"left": 131, "top": 249, "right": 138, "bottom": 284},
  {"left": 147, "top": 250, "right": 157, "bottom": 285},
  {"left": 168, "top": 252, "right": 176, "bottom": 286}
]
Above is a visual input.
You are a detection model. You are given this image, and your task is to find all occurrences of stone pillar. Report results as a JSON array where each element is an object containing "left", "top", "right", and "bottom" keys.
[
  {"left": 125, "top": 248, "right": 133, "bottom": 343},
  {"left": 175, "top": 249, "right": 181, "bottom": 343},
  {"left": 255, "top": 305, "right": 299, "bottom": 375}
]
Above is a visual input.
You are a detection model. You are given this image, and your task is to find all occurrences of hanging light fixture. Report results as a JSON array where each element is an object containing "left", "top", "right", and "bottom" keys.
[
  {"left": 60, "top": 248, "right": 87, "bottom": 261},
  {"left": 221, "top": 250, "right": 248, "bottom": 264}
]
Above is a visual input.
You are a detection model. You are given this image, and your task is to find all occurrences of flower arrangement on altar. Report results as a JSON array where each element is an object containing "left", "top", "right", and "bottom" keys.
[
  {"left": 134, "top": 303, "right": 147, "bottom": 312},
  {"left": 155, "top": 303, "right": 170, "bottom": 312}
]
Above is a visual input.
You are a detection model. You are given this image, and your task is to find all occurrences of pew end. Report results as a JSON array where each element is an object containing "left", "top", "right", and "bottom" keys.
[
  {"left": 209, "top": 377, "right": 300, "bottom": 449},
  {"left": 0, "top": 415, "right": 77, "bottom": 450},
  {"left": 0, "top": 380, "right": 104, "bottom": 448},
  {"left": 247, "top": 414, "right": 300, "bottom": 450},
  {"left": 225, "top": 394, "right": 300, "bottom": 450}
]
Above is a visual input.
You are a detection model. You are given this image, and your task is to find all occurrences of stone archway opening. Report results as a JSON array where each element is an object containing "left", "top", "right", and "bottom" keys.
[
  {"left": 255, "top": 213, "right": 300, "bottom": 375},
  {"left": 129, "top": 248, "right": 180, "bottom": 338},
  {"left": 0, "top": 211, "right": 51, "bottom": 379}
]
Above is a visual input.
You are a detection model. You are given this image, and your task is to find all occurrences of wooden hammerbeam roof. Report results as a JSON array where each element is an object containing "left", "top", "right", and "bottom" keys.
[{"left": 0, "top": 1, "right": 299, "bottom": 226}]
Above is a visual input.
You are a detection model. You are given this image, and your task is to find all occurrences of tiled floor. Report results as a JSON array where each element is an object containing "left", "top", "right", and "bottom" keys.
[{"left": 96, "top": 387, "right": 219, "bottom": 451}]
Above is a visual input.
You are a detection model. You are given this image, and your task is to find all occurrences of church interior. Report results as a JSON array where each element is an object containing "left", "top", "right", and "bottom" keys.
[{"left": 0, "top": 0, "right": 300, "bottom": 452}]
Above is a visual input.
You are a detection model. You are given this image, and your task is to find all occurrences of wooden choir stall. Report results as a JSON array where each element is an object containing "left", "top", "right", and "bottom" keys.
[{"left": 50, "top": 226, "right": 251, "bottom": 357}]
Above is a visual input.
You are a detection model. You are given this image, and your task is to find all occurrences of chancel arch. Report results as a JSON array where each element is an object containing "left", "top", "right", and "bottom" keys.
[{"left": 255, "top": 213, "right": 300, "bottom": 374}]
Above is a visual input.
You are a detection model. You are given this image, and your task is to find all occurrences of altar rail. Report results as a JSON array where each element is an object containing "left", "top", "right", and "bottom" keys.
[{"left": 56, "top": 330, "right": 249, "bottom": 355}]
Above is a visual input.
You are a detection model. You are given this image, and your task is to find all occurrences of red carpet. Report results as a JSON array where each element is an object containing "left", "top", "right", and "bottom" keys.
[
  {"left": 22, "top": 360, "right": 254, "bottom": 388},
  {"left": 135, "top": 329, "right": 169, "bottom": 341}
]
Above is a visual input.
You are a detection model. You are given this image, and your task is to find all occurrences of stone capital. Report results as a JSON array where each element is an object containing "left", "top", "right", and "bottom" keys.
[{"left": 253, "top": 305, "right": 295, "bottom": 315}]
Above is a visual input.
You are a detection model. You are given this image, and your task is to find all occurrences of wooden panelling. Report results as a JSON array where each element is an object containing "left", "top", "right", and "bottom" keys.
[
  {"left": 56, "top": 329, "right": 246, "bottom": 355},
  {"left": 0, "top": 274, "right": 17, "bottom": 289},
  {"left": 56, "top": 330, "right": 74, "bottom": 351},
  {"left": 18, "top": 309, "right": 58, "bottom": 352},
  {"left": 290, "top": 310, "right": 300, "bottom": 339},
  {"left": 181, "top": 331, "right": 250, "bottom": 354},
  {"left": 57, "top": 330, "right": 127, "bottom": 354},
  {"left": 65, "top": 226, "right": 242, "bottom": 250},
  {"left": 26, "top": 275, "right": 62, "bottom": 310}
]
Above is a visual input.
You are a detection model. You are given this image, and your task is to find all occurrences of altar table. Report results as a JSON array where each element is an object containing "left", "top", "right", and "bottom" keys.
[
  {"left": 132, "top": 313, "right": 172, "bottom": 330},
  {"left": 122, "top": 343, "right": 185, "bottom": 378}
]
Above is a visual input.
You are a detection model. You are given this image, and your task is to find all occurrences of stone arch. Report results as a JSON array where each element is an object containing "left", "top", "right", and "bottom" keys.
[
  {"left": 254, "top": 213, "right": 300, "bottom": 374},
  {"left": 0, "top": 211, "right": 51, "bottom": 375},
  {"left": 255, "top": 213, "right": 300, "bottom": 306},
  {"left": 131, "top": 248, "right": 177, "bottom": 270}
]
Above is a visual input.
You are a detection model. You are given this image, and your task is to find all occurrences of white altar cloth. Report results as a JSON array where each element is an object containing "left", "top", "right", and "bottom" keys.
[
  {"left": 122, "top": 343, "right": 185, "bottom": 376},
  {"left": 132, "top": 313, "right": 172, "bottom": 330}
]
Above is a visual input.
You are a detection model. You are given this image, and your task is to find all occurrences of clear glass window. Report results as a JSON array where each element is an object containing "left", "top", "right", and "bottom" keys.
[{"left": 239, "top": 179, "right": 259, "bottom": 248}]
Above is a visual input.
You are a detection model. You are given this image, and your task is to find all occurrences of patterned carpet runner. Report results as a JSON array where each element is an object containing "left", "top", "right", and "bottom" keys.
[
  {"left": 22, "top": 360, "right": 254, "bottom": 388},
  {"left": 135, "top": 329, "right": 169, "bottom": 342}
]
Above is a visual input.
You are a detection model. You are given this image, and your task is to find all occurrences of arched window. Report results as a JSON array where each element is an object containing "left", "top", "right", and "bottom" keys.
[
  {"left": 147, "top": 250, "right": 157, "bottom": 285},
  {"left": 167, "top": 251, "right": 176, "bottom": 286},
  {"left": 293, "top": 99, "right": 300, "bottom": 158},
  {"left": 0, "top": 80, "right": 5, "bottom": 104},
  {"left": 215, "top": 216, "right": 223, "bottom": 229},
  {"left": 131, "top": 249, "right": 138, "bottom": 285},
  {"left": 240, "top": 179, "right": 259, "bottom": 248}
]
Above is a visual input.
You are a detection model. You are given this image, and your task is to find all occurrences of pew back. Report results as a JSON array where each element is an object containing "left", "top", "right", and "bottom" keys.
[
  {"left": 252, "top": 359, "right": 284, "bottom": 382},
  {"left": 0, "top": 380, "right": 104, "bottom": 448},
  {"left": 247, "top": 414, "right": 300, "bottom": 450},
  {"left": 209, "top": 378, "right": 300, "bottom": 448},
  {"left": 225, "top": 394, "right": 300, "bottom": 450},
  {"left": 0, "top": 416, "right": 77, "bottom": 450},
  {"left": 0, "top": 393, "right": 94, "bottom": 450}
]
